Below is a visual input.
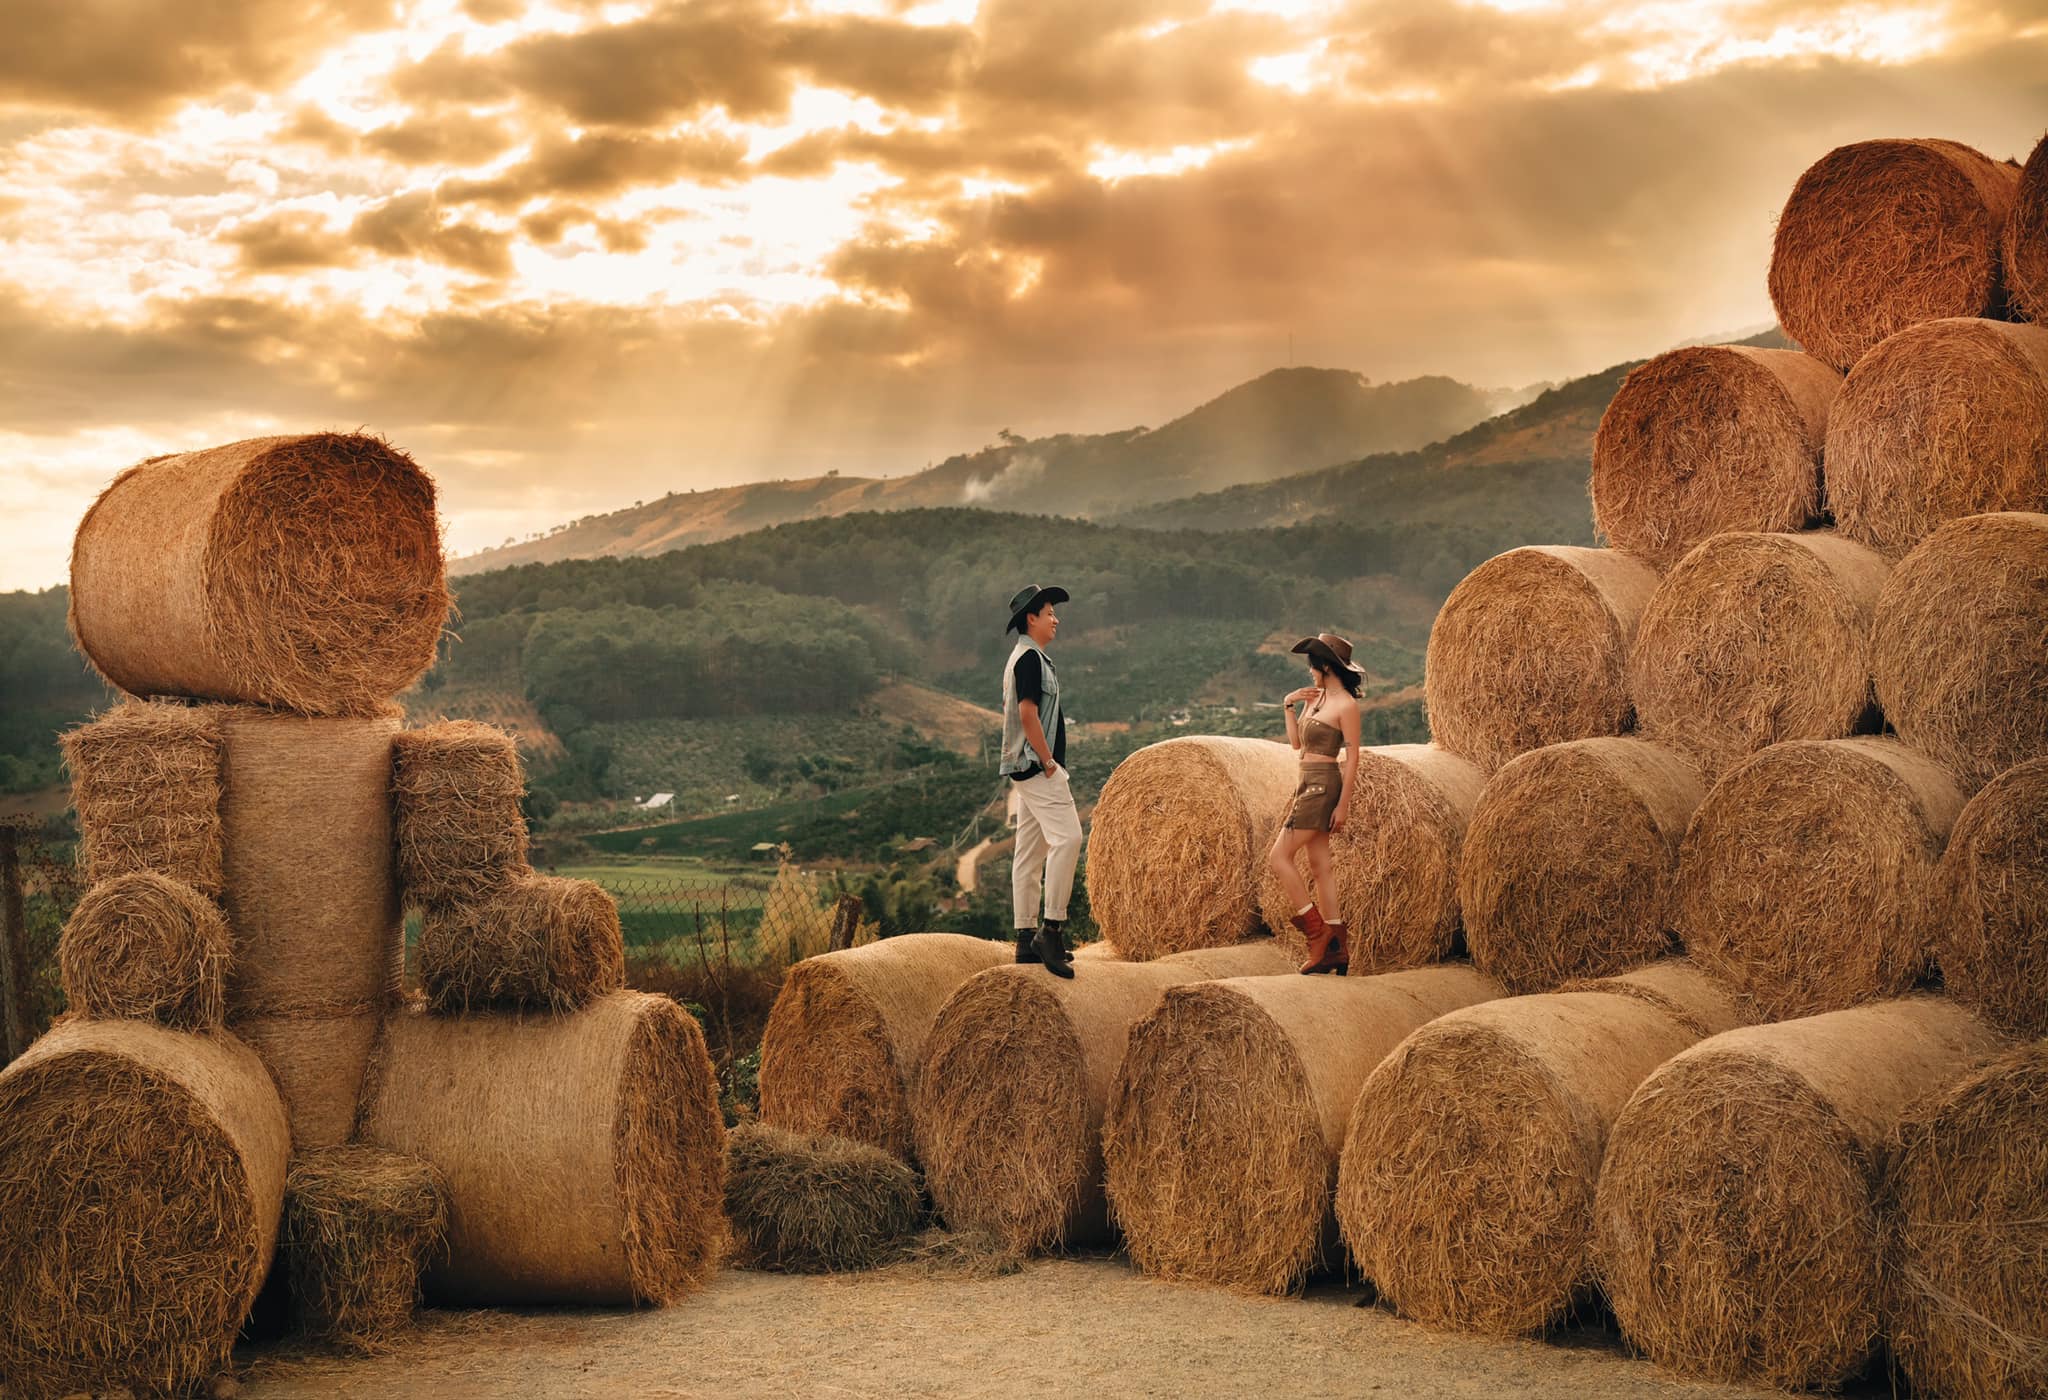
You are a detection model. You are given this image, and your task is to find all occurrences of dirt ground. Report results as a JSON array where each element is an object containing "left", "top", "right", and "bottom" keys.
[{"left": 240, "top": 1257, "right": 1776, "bottom": 1400}]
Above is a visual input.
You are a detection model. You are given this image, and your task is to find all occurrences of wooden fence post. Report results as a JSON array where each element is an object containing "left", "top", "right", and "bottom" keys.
[
  {"left": 828, "top": 894, "right": 863, "bottom": 952},
  {"left": 0, "top": 824, "right": 32, "bottom": 1065}
]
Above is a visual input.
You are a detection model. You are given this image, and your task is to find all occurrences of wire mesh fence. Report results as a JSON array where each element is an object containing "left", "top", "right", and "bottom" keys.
[{"left": 0, "top": 818, "right": 83, "bottom": 1066}]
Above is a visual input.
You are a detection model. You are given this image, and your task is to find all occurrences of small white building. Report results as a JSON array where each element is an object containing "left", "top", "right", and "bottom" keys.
[{"left": 636, "top": 792, "right": 675, "bottom": 810}]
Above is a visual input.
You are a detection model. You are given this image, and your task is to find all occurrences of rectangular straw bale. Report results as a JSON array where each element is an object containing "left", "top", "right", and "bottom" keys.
[
  {"left": 62, "top": 701, "right": 225, "bottom": 896},
  {"left": 392, "top": 721, "right": 530, "bottom": 909}
]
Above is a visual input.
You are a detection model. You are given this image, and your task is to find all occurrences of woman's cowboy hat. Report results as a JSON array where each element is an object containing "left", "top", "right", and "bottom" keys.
[
  {"left": 1006, "top": 583, "right": 1069, "bottom": 634},
  {"left": 1291, "top": 631, "right": 1366, "bottom": 675}
]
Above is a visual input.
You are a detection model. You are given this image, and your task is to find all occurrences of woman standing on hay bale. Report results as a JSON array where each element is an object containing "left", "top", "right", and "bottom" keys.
[{"left": 1268, "top": 634, "right": 1365, "bottom": 975}]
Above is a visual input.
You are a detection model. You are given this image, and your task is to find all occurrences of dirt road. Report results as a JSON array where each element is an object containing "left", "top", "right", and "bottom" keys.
[{"left": 241, "top": 1257, "right": 1773, "bottom": 1400}]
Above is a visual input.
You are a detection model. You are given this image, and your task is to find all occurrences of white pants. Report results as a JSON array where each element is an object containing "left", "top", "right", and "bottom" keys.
[{"left": 1012, "top": 769, "right": 1083, "bottom": 927}]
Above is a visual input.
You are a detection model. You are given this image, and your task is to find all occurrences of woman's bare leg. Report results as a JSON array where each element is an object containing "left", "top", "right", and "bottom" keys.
[
  {"left": 1268, "top": 827, "right": 1314, "bottom": 911},
  {"left": 1305, "top": 834, "right": 1340, "bottom": 920}
]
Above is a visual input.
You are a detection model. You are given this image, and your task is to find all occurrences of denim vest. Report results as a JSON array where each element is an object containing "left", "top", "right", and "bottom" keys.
[{"left": 999, "top": 636, "right": 1062, "bottom": 777}]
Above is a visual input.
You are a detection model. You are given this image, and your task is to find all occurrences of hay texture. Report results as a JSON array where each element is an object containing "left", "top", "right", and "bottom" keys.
[
  {"left": 1459, "top": 739, "right": 1702, "bottom": 994},
  {"left": 1334, "top": 962, "right": 1739, "bottom": 1336},
  {"left": 2004, "top": 131, "right": 2048, "bottom": 322},
  {"left": 1630, "top": 532, "right": 1890, "bottom": 779},
  {"left": 284, "top": 1145, "right": 449, "bottom": 1354},
  {"left": 0, "top": 1020, "right": 290, "bottom": 1400},
  {"left": 361, "top": 990, "right": 726, "bottom": 1306},
  {"left": 757, "top": 933, "right": 1014, "bottom": 1163},
  {"left": 1872, "top": 511, "right": 2048, "bottom": 793},
  {"left": 1885, "top": 1039, "right": 2048, "bottom": 1398},
  {"left": 1769, "top": 139, "right": 2021, "bottom": 370},
  {"left": 1424, "top": 547, "right": 1659, "bottom": 774},
  {"left": 1104, "top": 965, "right": 1499, "bottom": 1294},
  {"left": 915, "top": 941, "right": 1296, "bottom": 1254},
  {"left": 1085, "top": 736, "right": 1300, "bottom": 958},
  {"left": 1676, "top": 738, "right": 1963, "bottom": 1020},
  {"left": 417, "top": 874, "right": 624, "bottom": 1014},
  {"left": 392, "top": 720, "right": 530, "bottom": 909},
  {"left": 1593, "top": 996, "right": 2007, "bottom": 1389},
  {"left": 1936, "top": 757, "right": 2048, "bottom": 1037},
  {"left": 1826, "top": 319, "right": 2048, "bottom": 554},
  {"left": 1254, "top": 744, "right": 1484, "bottom": 972},
  {"left": 68, "top": 433, "right": 448, "bottom": 715},
  {"left": 724, "top": 1124, "right": 924, "bottom": 1273},
  {"left": 1591, "top": 346, "right": 1839, "bottom": 568},
  {"left": 63, "top": 700, "right": 224, "bottom": 897},
  {"left": 60, "top": 871, "right": 230, "bottom": 1028}
]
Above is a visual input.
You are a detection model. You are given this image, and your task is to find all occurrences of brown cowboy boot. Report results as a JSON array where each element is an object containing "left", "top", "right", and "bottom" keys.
[
  {"left": 1295, "top": 906, "right": 1334, "bottom": 974},
  {"left": 1305, "top": 920, "right": 1350, "bottom": 976}
]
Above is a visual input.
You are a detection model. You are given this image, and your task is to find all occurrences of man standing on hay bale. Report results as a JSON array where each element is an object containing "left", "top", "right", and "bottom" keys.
[{"left": 1001, "top": 583, "right": 1082, "bottom": 978}]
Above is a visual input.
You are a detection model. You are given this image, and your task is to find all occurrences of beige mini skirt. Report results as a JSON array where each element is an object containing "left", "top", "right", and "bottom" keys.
[{"left": 1285, "top": 761, "right": 1341, "bottom": 831}]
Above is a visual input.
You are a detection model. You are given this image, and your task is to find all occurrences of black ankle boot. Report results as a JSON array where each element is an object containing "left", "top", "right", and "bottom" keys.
[
  {"left": 1015, "top": 928, "right": 1041, "bottom": 964},
  {"left": 1036, "top": 919, "right": 1074, "bottom": 978}
]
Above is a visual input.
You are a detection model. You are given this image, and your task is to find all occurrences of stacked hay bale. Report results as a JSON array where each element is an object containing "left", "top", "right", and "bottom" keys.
[
  {"left": 914, "top": 940, "right": 1298, "bottom": 1253},
  {"left": 723, "top": 1124, "right": 924, "bottom": 1273},
  {"left": 1102, "top": 964, "right": 1500, "bottom": 1294}
]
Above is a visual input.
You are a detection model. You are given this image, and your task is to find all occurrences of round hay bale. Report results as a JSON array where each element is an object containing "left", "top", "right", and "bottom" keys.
[
  {"left": 392, "top": 720, "right": 530, "bottom": 909},
  {"left": 1768, "top": 139, "right": 2021, "bottom": 370},
  {"left": 60, "top": 871, "right": 230, "bottom": 1028},
  {"left": 1885, "top": 1039, "right": 2048, "bottom": 1398},
  {"left": 1103, "top": 965, "right": 1500, "bottom": 1294},
  {"left": 416, "top": 874, "right": 624, "bottom": 1014},
  {"left": 235, "top": 1011, "right": 383, "bottom": 1151},
  {"left": 724, "top": 1124, "right": 924, "bottom": 1273},
  {"left": 1630, "top": 531, "right": 1890, "bottom": 779},
  {"left": 1936, "top": 758, "right": 2048, "bottom": 1037},
  {"left": 1826, "top": 319, "right": 2048, "bottom": 554},
  {"left": 67, "top": 433, "right": 448, "bottom": 715},
  {"left": 61, "top": 700, "right": 225, "bottom": 897},
  {"left": 284, "top": 1145, "right": 449, "bottom": 1354},
  {"left": 1254, "top": 744, "right": 1484, "bottom": 972},
  {"left": 1591, "top": 346, "right": 1839, "bottom": 568},
  {"left": 1333, "top": 961, "right": 1739, "bottom": 1336},
  {"left": 2004, "top": 131, "right": 2048, "bottom": 322},
  {"left": 914, "top": 940, "right": 1296, "bottom": 1254},
  {"left": 1459, "top": 739, "right": 1702, "bottom": 994},
  {"left": 359, "top": 990, "right": 727, "bottom": 1305},
  {"left": 1085, "top": 736, "right": 1300, "bottom": 958},
  {"left": 1592, "top": 996, "right": 2007, "bottom": 1389},
  {"left": 1424, "top": 547, "right": 1660, "bottom": 774},
  {"left": 1675, "top": 738, "right": 1964, "bottom": 1020},
  {"left": 757, "top": 933, "right": 1013, "bottom": 1163},
  {"left": 1872, "top": 511, "right": 2048, "bottom": 793},
  {"left": 0, "top": 1020, "right": 290, "bottom": 1400}
]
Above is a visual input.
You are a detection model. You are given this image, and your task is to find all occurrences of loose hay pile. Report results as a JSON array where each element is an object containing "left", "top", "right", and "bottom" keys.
[
  {"left": 1884, "top": 1039, "right": 2048, "bottom": 1399},
  {"left": 1459, "top": 739, "right": 1702, "bottom": 994},
  {"left": 724, "top": 1124, "right": 924, "bottom": 1273},
  {"left": 1591, "top": 346, "right": 1838, "bottom": 568},
  {"left": 1103, "top": 965, "right": 1499, "bottom": 1294},
  {"left": 757, "top": 932, "right": 1014, "bottom": 1162},
  {"left": 1872, "top": 511, "right": 2048, "bottom": 793},
  {"left": 1768, "top": 139, "right": 2021, "bottom": 370},
  {"left": 1424, "top": 547, "right": 1659, "bottom": 774},
  {"left": 1629, "top": 532, "right": 1890, "bottom": 778},
  {"left": 391, "top": 720, "right": 530, "bottom": 907},
  {"left": 67, "top": 433, "right": 449, "bottom": 715},
  {"left": 1825, "top": 319, "right": 2048, "bottom": 554},
  {"left": 1593, "top": 996, "right": 2007, "bottom": 1390},
  {"left": 2006, "top": 131, "right": 2048, "bottom": 323},
  {"left": 417, "top": 874, "right": 625, "bottom": 1013},
  {"left": 60, "top": 871, "right": 231, "bottom": 1027},
  {"left": 1085, "top": 737, "right": 1300, "bottom": 957},
  {"left": 0, "top": 1020, "right": 290, "bottom": 1400},
  {"left": 1675, "top": 738, "right": 1963, "bottom": 1019},
  {"left": 361, "top": 991, "right": 727, "bottom": 1305},
  {"left": 1254, "top": 744, "right": 1484, "bottom": 971},
  {"left": 62, "top": 700, "right": 225, "bottom": 895},
  {"left": 915, "top": 941, "right": 1296, "bottom": 1254},
  {"left": 1334, "top": 962, "right": 1738, "bottom": 1336},
  {"left": 284, "top": 1145, "right": 449, "bottom": 1353},
  {"left": 1936, "top": 758, "right": 2048, "bottom": 1037}
]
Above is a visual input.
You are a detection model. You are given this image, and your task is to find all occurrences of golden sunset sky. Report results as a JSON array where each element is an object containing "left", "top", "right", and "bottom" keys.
[{"left": 1, "top": 0, "right": 2043, "bottom": 588}]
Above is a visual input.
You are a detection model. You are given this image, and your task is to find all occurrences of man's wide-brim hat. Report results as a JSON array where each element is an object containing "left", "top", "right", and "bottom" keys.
[
  {"left": 1292, "top": 631, "right": 1365, "bottom": 675},
  {"left": 1007, "top": 583, "right": 1069, "bottom": 633}
]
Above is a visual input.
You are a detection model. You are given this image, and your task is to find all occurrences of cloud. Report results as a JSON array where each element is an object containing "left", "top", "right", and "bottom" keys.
[
  {"left": 226, "top": 210, "right": 357, "bottom": 271},
  {"left": 961, "top": 451, "right": 1047, "bottom": 504},
  {"left": 349, "top": 192, "right": 515, "bottom": 277},
  {"left": 440, "top": 130, "right": 751, "bottom": 209}
]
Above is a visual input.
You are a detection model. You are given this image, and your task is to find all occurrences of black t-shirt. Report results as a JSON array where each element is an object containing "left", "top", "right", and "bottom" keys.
[{"left": 1011, "top": 649, "right": 1066, "bottom": 781}]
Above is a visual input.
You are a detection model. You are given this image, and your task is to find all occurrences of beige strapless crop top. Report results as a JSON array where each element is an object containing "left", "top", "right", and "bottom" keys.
[{"left": 1300, "top": 714, "right": 1343, "bottom": 759}]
